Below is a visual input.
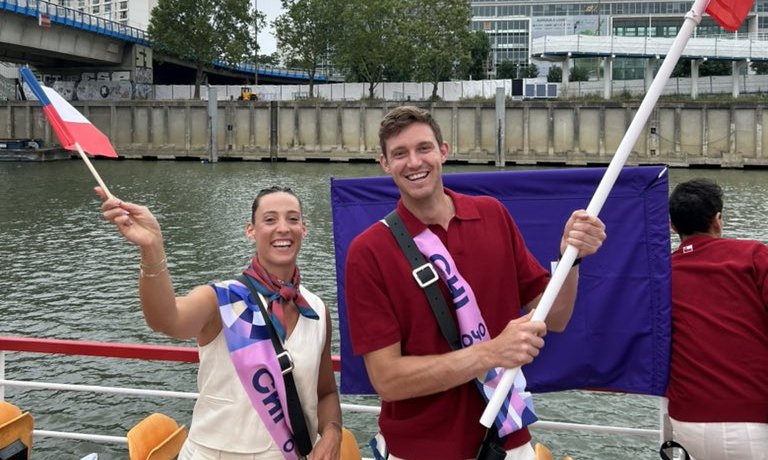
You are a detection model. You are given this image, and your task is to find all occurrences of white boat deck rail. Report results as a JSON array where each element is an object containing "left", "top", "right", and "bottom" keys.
[
  {"left": 532, "top": 34, "right": 768, "bottom": 61},
  {"left": 0, "top": 336, "right": 666, "bottom": 452}
]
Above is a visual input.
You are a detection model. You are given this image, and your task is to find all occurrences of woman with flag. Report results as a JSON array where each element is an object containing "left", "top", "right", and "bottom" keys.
[{"left": 96, "top": 186, "right": 342, "bottom": 460}]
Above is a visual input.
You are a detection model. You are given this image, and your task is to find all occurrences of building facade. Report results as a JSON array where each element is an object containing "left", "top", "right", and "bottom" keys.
[
  {"left": 471, "top": 0, "right": 760, "bottom": 79},
  {"left": 52, "top": 0, "right": 157, "bottom": 29}
]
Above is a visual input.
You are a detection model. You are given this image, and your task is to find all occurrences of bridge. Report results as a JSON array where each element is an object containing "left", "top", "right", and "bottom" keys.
[
  {"left": 0, "top": 0, "right": 333, "bottom": 88},
  {"left": 532, "top": 34, "right": 768, "bottom": 98}
]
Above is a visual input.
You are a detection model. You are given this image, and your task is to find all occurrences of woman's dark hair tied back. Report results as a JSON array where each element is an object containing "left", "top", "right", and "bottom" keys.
[{"left": 251, "top": 186, "right": 302, "bottom": 223}]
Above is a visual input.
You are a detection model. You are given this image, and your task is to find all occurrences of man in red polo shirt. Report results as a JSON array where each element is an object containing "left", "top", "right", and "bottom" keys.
[
  {"left": 666, "top": 178, "right": 768, "bottom": 460},
  {"left": 345, "top": 106, "right": 607, "bottom": 460}
]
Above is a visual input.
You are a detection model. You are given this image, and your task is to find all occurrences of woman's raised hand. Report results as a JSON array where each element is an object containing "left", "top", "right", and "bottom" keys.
[{"left": 95, "top": 186, "right": 163, "bottom": 248}]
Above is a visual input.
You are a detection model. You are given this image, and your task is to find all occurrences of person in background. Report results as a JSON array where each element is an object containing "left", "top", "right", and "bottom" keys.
[
  {"left": 344, "top": 106, "right": 606, "bottom": 460},
  {"left": 666, "top": 178, "right": 768, "bottom": 460},
  {"left": 97, "top": 186, "right": 341, "bottom": 460}
]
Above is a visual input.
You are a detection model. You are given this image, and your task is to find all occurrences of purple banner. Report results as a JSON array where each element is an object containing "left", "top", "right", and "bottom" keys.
[{"left": 331, "top": 166, "right": 671, "bottom": 396}]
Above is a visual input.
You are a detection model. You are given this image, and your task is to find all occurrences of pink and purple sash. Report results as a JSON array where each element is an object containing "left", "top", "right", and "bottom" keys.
[
  {"left": 413, "top": 229, "right": 538, "bottom": 437},
  {"left": 213, "top": 280, "right": 300, "bottom": 459}
]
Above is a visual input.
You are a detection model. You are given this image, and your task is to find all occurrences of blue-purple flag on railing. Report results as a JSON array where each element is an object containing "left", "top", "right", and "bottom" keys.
[{"left": 332, "top": 166, "right": 671, "bottom": 396}]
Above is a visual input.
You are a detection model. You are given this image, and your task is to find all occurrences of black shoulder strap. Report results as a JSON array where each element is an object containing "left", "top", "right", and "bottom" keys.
[
  {"left": 383, "top": 211, "right": 509, "bottom": 450},
  {"left": 383, "top": 211, "right": 461, "bottom": 351},
  {"left": 659, "top": 440, "right": 690, "bottom": 460},
  {"left": 238, "top": 275, "right": 313, "bottom": 457}
]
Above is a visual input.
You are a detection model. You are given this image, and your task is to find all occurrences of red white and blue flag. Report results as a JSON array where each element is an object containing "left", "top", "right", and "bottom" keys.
[{"left": 19, "top": 66, "right": 117, "bottom": 158}]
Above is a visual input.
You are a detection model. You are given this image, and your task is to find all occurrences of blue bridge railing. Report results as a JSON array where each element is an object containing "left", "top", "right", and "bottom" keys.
[
  {"left": 0, "top": 0, "right": 149, "bottom": 45},
  {"left": 0, "top": 0, "right": 338, "bottom": 82}
]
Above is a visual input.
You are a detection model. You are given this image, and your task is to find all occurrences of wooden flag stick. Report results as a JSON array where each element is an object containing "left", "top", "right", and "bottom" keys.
[{"left": 74, "top": 142, "right": 113, "bottom": 199}]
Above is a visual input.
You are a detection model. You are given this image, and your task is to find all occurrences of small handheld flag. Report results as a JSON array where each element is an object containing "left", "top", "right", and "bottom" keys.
[
  {"left": 706, "top": 0, "right": 754, "bottom": 31},
  {"left": 19, "top": 67, "right": 117, "bottom": 158},
  {"left": 19, "top": 66, "right": 116, "bottom": 197}
]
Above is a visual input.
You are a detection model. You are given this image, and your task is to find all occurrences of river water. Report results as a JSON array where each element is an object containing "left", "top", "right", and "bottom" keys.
[{"left": 1, "top": 159, "right": 766, "bottom": 459}]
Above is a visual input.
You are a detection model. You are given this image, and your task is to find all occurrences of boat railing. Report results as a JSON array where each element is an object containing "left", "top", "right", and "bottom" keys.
[{"left": 0, "top": 335, "right": 668, "bottom": 451}]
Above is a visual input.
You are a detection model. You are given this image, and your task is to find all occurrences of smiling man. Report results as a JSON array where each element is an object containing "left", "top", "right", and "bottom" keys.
[{"left": 344, "top": 106, "right": 607, "bottom": 460}]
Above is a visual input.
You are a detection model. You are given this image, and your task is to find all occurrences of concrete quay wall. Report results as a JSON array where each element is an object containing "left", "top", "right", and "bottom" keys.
[{"left": 2, "top": 100, "right": 767, "bottom": 168}]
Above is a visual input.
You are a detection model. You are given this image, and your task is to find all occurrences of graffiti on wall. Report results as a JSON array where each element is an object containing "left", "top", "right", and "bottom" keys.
[
  {"left": 134, "top": 83, "right": 154, "bottom": 100},
  {"left": 134, "top": 67, "right": 153, "bottom": 84},
  {"left": 75, "top": 71, "right": 133, "bottom": 100}
]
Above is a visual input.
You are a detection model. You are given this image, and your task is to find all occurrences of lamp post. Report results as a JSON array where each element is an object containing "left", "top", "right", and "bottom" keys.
[{"left": 253, "top": 0, "right": 259, "bottom": 86}]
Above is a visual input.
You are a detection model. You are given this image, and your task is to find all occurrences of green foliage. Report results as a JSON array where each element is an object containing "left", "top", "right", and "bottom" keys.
[
  {"left": 148, "top": 0, "right": 252, "bottom": 99},
  {"left": 330, "top": 0, "right": 413, "bottom": 98},
  {"left": 750, "top": 61, "right": 768, "bottom": 75},
  {"left": 699, "top": 60, "right": 731, "bottom": 77},
  {"left": 522, "top": 63, "right": 539, "bottom": 78},
  {"left": 547, "top": 65, "right": 562, "bottom": 82},
  {"left": 673, "top": 59, "right": 733, "bottom": 78},
  {"left": 274, "top": 0, "right": 335, "bottom": 97},
  {"left": 569, "top": 65, "right": 590, "bottom": 82},
  {"left": 408, "top": 0, "right": 474, "bottom": 98},
  {"left": 465, "top": 30, "right": 492, "bottom": 80},
  {"left": 672, "top": 59, "right": 690, "bottom": 78},
  {"left": 258, "top": 53, "right": 281, "bottom": 68},
  {"left": 497, "top": 61, "right": 517, "bottom": 79}
]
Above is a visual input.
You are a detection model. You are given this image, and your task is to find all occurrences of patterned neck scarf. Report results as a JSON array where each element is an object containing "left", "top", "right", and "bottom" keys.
[{"left": 243, "top": 256, "right": 319, "bottom": 341}]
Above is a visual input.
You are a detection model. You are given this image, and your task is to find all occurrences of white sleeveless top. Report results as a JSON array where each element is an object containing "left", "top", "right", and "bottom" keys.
[{"left": 186, "top": 284, "right": 326, "bottom": 454}]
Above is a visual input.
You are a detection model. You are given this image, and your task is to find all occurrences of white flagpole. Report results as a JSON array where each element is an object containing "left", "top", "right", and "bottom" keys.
[
  {"left": 480, "top": 0, "right": 710, "bottom": 428},
  {"left": 73, "top": 142, "right": 113, "bottom": 199}
]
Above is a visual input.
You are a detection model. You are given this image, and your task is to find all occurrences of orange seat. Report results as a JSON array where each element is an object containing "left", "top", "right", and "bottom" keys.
[
  {"left": 340, "top": 427, "right": 362, "bottom": 460},
  {"left": 127, "top": 413, "right": 187, "bottom": 460},
  {"left": 535, "top": 442, "right": 574, "bottom": 460},
  {"left": 535, "top": 442, "right": 554, "bottom": 460},
  {"left": 0, "top": 401, "right": 34, "bottom": 459}
]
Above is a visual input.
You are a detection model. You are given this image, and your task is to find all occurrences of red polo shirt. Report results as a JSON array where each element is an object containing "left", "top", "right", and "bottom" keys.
[
  {"left": 346, "top": 189, "right": 550, "bottom": 460},
  {"left": 667, "top": 235, "right": 768, "bottom": 423}
]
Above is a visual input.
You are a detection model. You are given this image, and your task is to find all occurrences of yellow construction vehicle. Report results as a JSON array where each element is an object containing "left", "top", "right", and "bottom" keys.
[{"left": 238, "top": 86, "right": 258, "bottom": 101}]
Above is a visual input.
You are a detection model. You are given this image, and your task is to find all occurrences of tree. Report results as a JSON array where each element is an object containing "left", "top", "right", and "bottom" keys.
[
  {"left": 409, "top": 0, "right": 474, "bottom": 99},
  {"left": 497, "top": 61, "right": 517, "bottom": 79},
  {"left": 466, "top": 30, "right": 491, "bottom": 80},
  {"left": 274, "top": 0, "right": 335, "bottom": 98},
  {"left": 148, "top": 0, "right": 252, "bottom": 99},
  {"left": 330, "top": 0, "right": 412, "bottom": 98},
  {"left": 751, "top": 61, "right": 768, "bottom": 75},
  {"left": 249, "top": 5, "right": 267, "bottom": 84},
  {"left": 522, "top": 63, "right": 539, "bottom": 78},
  {"left": 547, "top": 65, "right": 562, "bottom": 82},
  {"left": 700, "top": 60, "right": 731, "bottom": 77},
  {"left": 569, "top": 65, "right": 590, "bottom": 82}
]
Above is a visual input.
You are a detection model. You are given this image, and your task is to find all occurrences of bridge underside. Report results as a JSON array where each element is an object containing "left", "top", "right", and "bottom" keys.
[
  {"left": 153, "top": 56, "right": 325, "bottom": 85},
  {"left": 1, "top": 8, "right": 329, "bottom": 86}
]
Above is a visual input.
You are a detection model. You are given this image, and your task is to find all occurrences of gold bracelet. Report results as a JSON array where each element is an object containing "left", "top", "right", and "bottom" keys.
[
  {"left": 140, "top": 257, "right": 167, "bottom": 270},
  {"left": 140, "top": 265, "right": 168, "bottom": 278}
]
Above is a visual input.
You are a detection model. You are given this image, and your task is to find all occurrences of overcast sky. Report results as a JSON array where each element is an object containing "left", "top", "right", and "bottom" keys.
[{"left": 258, "top": 2, "right": 283, "bottom": 55}]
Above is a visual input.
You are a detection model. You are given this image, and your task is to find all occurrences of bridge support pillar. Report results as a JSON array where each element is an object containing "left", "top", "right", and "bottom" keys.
[
  {"left": 691, "top": 60, "right": 702, "bottom": 100},
  {"left": 561, "top": 57, "right": 571, "bottom": 97},
  {"left": 602, "top": 56, "right": 614, "bottom": 100},
  {"left": 645, "top": 58, "right": 658, "bottom": 92},
  {"left": 732, "top": 61, "right": 745, "bottom": 98},
  {"left": 495, "top": 87, "right": 505, "bottom": 167}
]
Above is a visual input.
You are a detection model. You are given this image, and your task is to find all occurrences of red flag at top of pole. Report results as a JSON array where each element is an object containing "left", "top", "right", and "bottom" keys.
[
  {"left": 706, "top": 0, "right": 755, "bottom": 31},
  {"left": 19, "top": 66, "right": 117, "bottom": 158}
]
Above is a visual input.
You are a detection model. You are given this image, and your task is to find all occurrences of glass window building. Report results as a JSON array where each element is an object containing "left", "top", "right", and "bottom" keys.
[{"left": 471, "top": 0, "right": 757, "bottom": 79}]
